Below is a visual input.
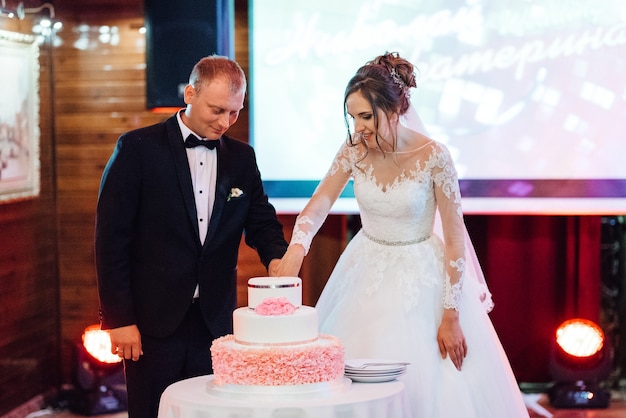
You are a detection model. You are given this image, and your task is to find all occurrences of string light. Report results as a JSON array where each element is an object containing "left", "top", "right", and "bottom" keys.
[{"left": 0, "top": 1, "right": 63, "bottom": 40}]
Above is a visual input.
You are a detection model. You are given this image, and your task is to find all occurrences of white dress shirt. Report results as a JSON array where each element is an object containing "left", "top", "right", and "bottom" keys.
[{"left": 176, "top": 111, "right": 218, "bottom": 298}]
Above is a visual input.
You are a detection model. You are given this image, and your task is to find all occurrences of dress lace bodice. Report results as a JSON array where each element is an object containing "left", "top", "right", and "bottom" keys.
[
  {"left": 291, "top": 139, "right": 468, "bottom": 311},
  {"left": 353, "top": 155, "right": 437, "bottom": 243}
]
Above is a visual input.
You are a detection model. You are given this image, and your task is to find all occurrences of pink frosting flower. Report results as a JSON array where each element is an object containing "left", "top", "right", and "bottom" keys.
[{"left": 255, "top": 297, "right": 296, "bottom": 316}]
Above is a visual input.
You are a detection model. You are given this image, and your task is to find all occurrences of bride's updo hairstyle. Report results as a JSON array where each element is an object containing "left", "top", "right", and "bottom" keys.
[{"left": 343, "top": 52, "right": 417, "bottom": 151}]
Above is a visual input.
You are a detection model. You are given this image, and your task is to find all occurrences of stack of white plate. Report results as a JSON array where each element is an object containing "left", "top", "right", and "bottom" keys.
[{"left": 344, "top": 359, "right": 409, "bottom": 383}]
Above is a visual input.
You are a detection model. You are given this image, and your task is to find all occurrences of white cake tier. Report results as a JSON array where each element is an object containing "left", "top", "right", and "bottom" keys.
[
  {"left": 248, "top": 276, "right": 302, "bottom": 309},
  {"left": 233, "top": 306, "right": 318, "bottom": 344}
]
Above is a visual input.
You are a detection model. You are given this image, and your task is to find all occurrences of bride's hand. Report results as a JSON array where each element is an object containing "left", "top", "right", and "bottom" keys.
[
  {"left": 270, "top": 245, "right": 306, "bottom": 277},
  {"left": 437, "top": 310, "right": 467, "bottom": 371}
]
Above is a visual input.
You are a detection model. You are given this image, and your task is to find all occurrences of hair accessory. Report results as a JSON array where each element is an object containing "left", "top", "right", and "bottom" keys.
[
  {"left": 389, "top": 68, "right": 405, "bottom": 88},
  {"left": 390, "top": 68, "right": 411, "bottom": 99}
]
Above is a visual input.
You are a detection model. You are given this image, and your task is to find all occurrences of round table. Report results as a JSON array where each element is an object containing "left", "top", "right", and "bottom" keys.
[{"left": 158, "top": 375, "right": 410, "bottom": 418}]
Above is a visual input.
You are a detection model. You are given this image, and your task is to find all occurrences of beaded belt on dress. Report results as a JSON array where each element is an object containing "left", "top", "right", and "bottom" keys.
[{"left": 362, "top": 230, "right": 430, "bottom": 246}]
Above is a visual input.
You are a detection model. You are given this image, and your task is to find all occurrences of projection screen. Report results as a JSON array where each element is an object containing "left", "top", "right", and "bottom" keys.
[{"left": 250, "top": 0, "right": 626, "bottom": 214}]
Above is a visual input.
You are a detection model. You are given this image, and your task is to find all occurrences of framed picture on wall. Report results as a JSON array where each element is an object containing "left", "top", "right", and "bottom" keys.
[{"left": 0, "top": 30, "right": 40, "bottom": 203}]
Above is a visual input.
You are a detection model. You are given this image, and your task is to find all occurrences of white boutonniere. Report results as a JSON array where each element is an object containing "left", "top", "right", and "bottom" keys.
[{"left": 227, "top": 187, "right": 243, "bottom": 201}]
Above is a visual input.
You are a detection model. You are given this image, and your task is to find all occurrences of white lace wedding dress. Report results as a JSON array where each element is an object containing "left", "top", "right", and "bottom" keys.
[{"left": 291, "top": 139, "right": 529, "bottom": 417}]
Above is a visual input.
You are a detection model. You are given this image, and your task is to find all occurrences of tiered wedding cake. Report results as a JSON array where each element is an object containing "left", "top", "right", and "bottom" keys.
[{"left": 210, "top": 276, "right": 344, "bottom": 388}]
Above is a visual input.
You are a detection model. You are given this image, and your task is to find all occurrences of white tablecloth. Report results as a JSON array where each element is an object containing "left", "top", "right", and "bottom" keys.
[{"left": 158, "top": 375, "right": 410, "bottom": 418}]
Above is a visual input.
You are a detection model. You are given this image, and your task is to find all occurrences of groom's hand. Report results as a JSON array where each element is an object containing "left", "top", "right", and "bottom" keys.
[{"left": 109, "top": 324, "right": 143, "bottom": 361}]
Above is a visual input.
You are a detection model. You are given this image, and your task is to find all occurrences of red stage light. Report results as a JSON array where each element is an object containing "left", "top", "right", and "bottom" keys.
[
  {"left": 549, "top": 318, "right": 613, "bottom": 409},
  {"left": 68, "top": 325, "right": 127, "bottom": 415},
  {"left": 555, "top": 319, "right": 604, "bottom": 358},
  {"left": 82, "top": 325, "right": 123, "bottom": 365}
]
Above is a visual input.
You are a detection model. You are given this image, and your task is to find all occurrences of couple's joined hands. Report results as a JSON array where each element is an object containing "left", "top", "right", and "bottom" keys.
[{"left": 269, "top": 244, "right": 306, "bottom": 277}]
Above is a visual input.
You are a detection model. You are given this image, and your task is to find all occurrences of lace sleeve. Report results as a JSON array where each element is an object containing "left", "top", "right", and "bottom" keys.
[
  {"left": 290, "top": 144, "right": 353, "bottom": 254},
  {"left": 427, "top": 143, "right": 467, "bottom": 311}
]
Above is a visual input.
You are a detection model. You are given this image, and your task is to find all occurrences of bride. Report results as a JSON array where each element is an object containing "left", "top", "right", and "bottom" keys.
[{"left": 275, "top": 52, "right": 529, "bottom": 417}]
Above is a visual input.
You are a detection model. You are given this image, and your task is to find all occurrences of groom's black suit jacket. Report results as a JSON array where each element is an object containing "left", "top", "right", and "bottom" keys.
[{"left": 95, "top": 114, "right": 287, "bottom": 339}]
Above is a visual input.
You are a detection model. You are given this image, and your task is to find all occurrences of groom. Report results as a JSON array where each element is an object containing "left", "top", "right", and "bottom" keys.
[{"left": 94, "top": 55, "right": 288, "bottom": 418}]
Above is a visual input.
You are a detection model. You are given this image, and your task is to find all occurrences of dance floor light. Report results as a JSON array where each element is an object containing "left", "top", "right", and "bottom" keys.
[
  {"left": 548, "top": 318, "right": 613, "bottom": 409},
  {"left": 69, "top": 325, "right": 127, "bottom": 415},
  {"left": 82, "top": 325, "right": 123, "bottom": 364}
]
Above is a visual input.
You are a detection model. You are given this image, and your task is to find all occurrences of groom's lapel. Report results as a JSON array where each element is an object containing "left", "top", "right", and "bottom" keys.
[{"left": 167, "top": 120, "right": 202, "bottom": 244}]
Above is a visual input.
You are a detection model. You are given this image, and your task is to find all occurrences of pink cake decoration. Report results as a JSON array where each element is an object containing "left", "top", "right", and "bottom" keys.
[
  {"left": 211, "top": 334, "right": 344, "bottom": 386},
  {"left": 255, "top": 297, "right": 296, "bottom": 316}
]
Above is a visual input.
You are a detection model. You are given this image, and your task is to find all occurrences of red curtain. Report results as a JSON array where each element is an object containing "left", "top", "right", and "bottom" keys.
[{"left": 465, "top": 215, "right": 602, "bottom": 382}]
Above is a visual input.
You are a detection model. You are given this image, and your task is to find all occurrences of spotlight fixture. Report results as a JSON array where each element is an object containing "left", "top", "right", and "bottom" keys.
[
  {"left": 548, "top": 318, "right": 613, "bottom": 409},
  {"left": 69, "top": 325, "right": 127, "bottom": 416}
]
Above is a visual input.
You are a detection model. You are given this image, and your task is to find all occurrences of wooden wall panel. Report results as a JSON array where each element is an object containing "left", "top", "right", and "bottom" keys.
[{"left": 0, "top": 16, "right": 60, "bottom": 416}]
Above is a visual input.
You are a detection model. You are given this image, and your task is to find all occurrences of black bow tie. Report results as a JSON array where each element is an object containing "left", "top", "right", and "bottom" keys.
[{"left": 185, "top": 134, "right": 220, "bottom": 150}]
